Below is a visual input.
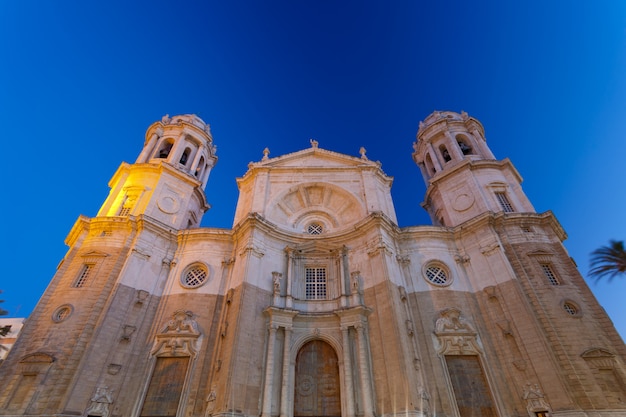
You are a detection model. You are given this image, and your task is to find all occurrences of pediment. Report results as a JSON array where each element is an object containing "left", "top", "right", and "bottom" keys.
[
  {"left": 581, "top": 347, "right": 615, "bottom": 359},
  {"left": 288, "top": 241, "right": 345, "bottom": 256},
  {"left": 80, "top": 250, "right": 109, "bottom": 258},
  {"left": 250, "top": 146, "right": 378, "bottom": 170}
]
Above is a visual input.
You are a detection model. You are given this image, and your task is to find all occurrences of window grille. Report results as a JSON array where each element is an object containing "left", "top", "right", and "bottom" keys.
[
  {"left": 541, "top": 263, "right": 560, "bottom": 285},
  {"left": 495, "top": 192, "right": 514, "bottom": 212},
  {"left": 305, "top": 267, "right": 327, "bottom": 300},
  {"left": 181, "top": 265, "right": 208, "bottom": 288},
  {"left": 118, "top": 206, "right": 130, "bottom": 216},
  {"left": 307, "top": 223, "right": 323, "bottom": 235},
  {"left": 73, "top": 264, "right": 93, "bottom": 288},
  {"left": 563, "top": 302, "right": 578, "bottom": 316},
  {"left": 52, "top": 305, "right": 73, "bottom": 323},
  {"left": 425, "top": 265, "right": 449, "bottom": 286}
]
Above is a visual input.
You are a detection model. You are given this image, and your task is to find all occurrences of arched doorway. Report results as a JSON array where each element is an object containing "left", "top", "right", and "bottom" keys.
[{"left": 294, "top": 340, "right": 341, "bottom": 417}]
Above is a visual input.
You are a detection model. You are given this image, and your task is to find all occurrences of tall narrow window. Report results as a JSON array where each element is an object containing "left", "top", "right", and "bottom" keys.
[
  {"left": 439, "top": 145, "right": 451, "bottom": 162},
  {"left": 118, "top": 195, "right": 136, "bottom": 216},
  {"left": 305, "top": 267, "right": 327, "bottom": 300},
  {"left": 540, "top": 263, "right": 560, "bottom": 285},
  {"left": 157, "top": 142, "right": 173, "bottom": 159},
  {"left": 179, "top": 147, "right": 191, "bottom": 165},
  {"left": 457, "top": 137, "right": 472, "bottom": 155},
  {"left": 73, "top": 264, "right": 93, "bottom": 288},
  {"left": 495, "top": 192, "right": 514, "bottom": 212}
]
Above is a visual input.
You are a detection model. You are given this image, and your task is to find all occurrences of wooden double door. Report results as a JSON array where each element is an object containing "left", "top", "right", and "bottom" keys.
[{"left": 294, "top": 340, "right": 341, "bottom": 417}]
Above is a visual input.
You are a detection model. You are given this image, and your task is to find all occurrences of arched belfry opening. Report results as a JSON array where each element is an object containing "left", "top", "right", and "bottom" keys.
[{"left": 294, "top": 340, "right": 341, "bottom": 417}]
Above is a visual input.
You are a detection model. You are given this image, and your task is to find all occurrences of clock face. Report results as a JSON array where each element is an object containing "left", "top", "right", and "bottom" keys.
[{"left": 157, "top": 195, "right": 181, "bottom": 214}]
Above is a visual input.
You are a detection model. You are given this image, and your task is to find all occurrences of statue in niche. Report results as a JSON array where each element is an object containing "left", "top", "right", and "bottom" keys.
[
  {"left": 85, "top": 386, "right": 114, "bottom": 417},
  {"left": 350, "top": 271, "right": 363, "bottom": 294},
  {"left": 272, "top": 272, "right": 282, "bottom": 295}
]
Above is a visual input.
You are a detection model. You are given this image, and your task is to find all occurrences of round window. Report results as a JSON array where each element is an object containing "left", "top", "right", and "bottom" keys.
[
  {"left": 423, "top": 263, "right": 451, "bottom": 286},
  {"left": 563, "top": 301, "right": 580, "bottom": 316},
  {"left": 52, "top": 304, "right": 73, "bottom": 323},
  {"left": 181, "top": 264, "right": 209, "bottom": 288}
]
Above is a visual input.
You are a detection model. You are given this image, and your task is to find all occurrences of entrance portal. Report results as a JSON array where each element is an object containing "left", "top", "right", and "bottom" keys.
[{"left": 294, "top": 340, "right": 341, "bottom": 417}]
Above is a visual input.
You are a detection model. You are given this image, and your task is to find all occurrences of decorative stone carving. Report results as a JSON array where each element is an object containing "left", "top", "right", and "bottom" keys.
[
  {"left": 398, "top": 286, "right": 407, "bottom": 301},
  {"left": 359, "top": 146, "right": 368, "bottom": 160},
  {"left": 272, "top": 271, "right": 282, "bottom": 295},
  {"left": 454, "top": 253, "right": 471, "bottom": 264},
  {"left": 350, "top": 271, "right": 363, "bottom": 295},
  {"left": 522, "top": 383, "right": 551, "bottom": 416},
  {"left": 405, "top": 319, "right": 414, "bottom": 336},
  {"left": 205, "top": 388, "right": 217, "bottom": 417},
  {"left": 310, "top": 139, "right": 318, "bottom": 148},
  {"left": 84, "top": 386, "right": 114, "bottom": 417},
  {"left": 151, "top": 310, "right": 200, "bottom": 357},
  {"left": 434, "top": 308, "right": 481, "bottom": 355},
  {"left": 107, "top": 363, "right": 122, "bottom": 375},
  {"left": 135, "top": 289, "right": 149, "bottom": 305},
  {"left": 120, "top": 325, "right": 136, "bottom": 341},
  {"left": 262, "top": 147, "right": 270, "bottom": 161}
]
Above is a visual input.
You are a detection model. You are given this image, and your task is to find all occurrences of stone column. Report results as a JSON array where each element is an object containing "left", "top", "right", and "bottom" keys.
[
  {"left": 427, "top": 143, "right": 443, "bottom": 171},
  {"left": 356, "top": 324, "right": 374, "bottom": 417},
  {"left": 280, "top": 327, "right": 292, "bottom": 417},
  {"left": 189, "top": 146, "right": 204, "bottom": 176},
  {"left": 471, "top": 128, "right": 495, "bottom": 159},
  {"left": 446, "top": 131, "right": 464, "bottom": 161},
  {"left": 262, "top": 324, "right": 278, "bottom": 417},
  {"left": 342, "top": 326, "right": 356, "bottom": 417},
  {"left": 136, "top": 132, "right": 159, "bottom": 162},
  {"left": 285, "top": 248, "right": 294, "bottom": 308}
]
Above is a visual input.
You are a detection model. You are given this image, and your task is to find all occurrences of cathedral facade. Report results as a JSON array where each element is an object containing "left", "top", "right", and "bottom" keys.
[{"left": 0, "top": 111, "right": 624, "bottom": 417}]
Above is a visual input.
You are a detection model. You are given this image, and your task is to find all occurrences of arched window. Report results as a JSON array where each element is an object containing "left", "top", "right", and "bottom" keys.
[
  {"left": 179, "top": 147, "right": 191, "bottom": 165},
  {"left": 195, "top": 156, "right": 206, "bottom": 178},
  {"left": 439, "top": 144, "right": 451, "bottom": 162},
  {"left": 425, "top": 153, "right": 436, "bottom": 175},
  {"left": 456, "top": 135, "right": 473, "bottom": 155},
  {"left": 156, "top": 140, "right": 174, "bottom": 159}
]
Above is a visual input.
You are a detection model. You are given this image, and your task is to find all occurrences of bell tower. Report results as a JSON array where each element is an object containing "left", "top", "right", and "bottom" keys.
[
  {"left": 412, "top": 111, "right": 534, "bottom": 227},
  {"left": 97, "top": 114, "right": 217, "bottom": 229}
]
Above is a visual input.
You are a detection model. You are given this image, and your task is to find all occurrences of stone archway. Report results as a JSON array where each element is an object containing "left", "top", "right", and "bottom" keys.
[{"left": 294, "top": 340, "right": 341, "bottom": 417}]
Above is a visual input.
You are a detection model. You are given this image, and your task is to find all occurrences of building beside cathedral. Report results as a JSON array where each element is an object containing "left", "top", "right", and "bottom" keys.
[{"left": 0, "top": 111, "right": 625, "bottom": 417}]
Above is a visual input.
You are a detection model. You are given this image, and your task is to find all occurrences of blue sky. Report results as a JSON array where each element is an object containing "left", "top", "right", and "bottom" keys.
[{"left": 1, "top": 1, "right": 625, "bottom": 339}]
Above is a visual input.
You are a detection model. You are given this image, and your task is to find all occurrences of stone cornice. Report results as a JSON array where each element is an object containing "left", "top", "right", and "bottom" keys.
[
  {"left": 424, "top": 158, "right": 523, "bottom": 200},
  {"left": 231, "top": 211, "right": 401, "bottom": 244},
  {"left": 107, "top": 162, "right": 209, "bottom": 210}
]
